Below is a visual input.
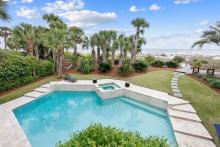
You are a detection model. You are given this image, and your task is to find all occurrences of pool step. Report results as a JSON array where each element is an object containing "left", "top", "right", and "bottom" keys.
[
  {"left": 168, "top": 109, "right": 201, "bottom": 122},
  {"left": 120, "top": 98, "right": 167, "bottom": 118}
]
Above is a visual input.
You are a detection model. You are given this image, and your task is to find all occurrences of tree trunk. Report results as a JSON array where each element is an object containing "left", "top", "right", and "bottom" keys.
[
  {"left": 119, "top": 50, "right": 123, "bottom": 66},
  {"left": 4, "top": 36, "right": 7, "bottom": 49},
  {"left": 34, "top": 47, "right": 39, "bottom": 59},
  {"left": 91, "top": 48, "right": 96, "bottom": 64},
  {"left": 111, "top": 49, "right": 115, "bottom": 65},
  {"left": 58, "top": 49, "right": 64, "bottom": 78},
  {"left": 102, "top": 48, "right": 107, "bottom": 63},
  {"left": 26, "top": 38, "right": 34, "bottom": 56},
  {"left": 73, "top": 46, "right": 77, "bottom": 55},
  {"left": 97, "top": 47, "right": 101, "bottom": 63},
  {"left": 131, "top": 29, "right": 139, "bottom": 64},
  {"left": 124, "top": 49, "right": 127, "bottom": 59}
]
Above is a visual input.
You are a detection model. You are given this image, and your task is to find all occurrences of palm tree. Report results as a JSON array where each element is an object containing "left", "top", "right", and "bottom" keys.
[
  {"left": 192, "top": 21, "right": 220, "bottom": 48},
  {"left": 131, "top": 18, "right": 149, "bottom": 64},
  {"left": 69, "top": 26, "right": 84, "bottom": 55},
  {"left": 118, "top": 34, "right": 126, "bottom": 66},
  {"left": 0, "top": 26, "right": 11, "bottom": 49},
  {"left": 0, "top": 0, "right": 10, "bottom": 21},
  {"left": 12, "top": 23, "right": 36, "bottom": 56},
  {"left": 42, "top": 14, "right": 68, "bottom": 78},
  {"left": 98, "top": 31, "right": 111, "bottom": 63},
  {"left": 90, "top": 34, "right": 98, "bottom": 63}
]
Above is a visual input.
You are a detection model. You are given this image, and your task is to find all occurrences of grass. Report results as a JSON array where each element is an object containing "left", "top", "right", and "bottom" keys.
[
  {"left": 0, "top": 70, "right": 219, "bottom": 146},
  {"left": 179, "top": 75, "right": 220, "bottom": 146}
]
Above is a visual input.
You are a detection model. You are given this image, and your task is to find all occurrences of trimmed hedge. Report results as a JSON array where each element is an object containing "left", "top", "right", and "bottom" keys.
[
  {"left": 118, "top": 63, "right": 133, "bottom": 76},
  {"left": 201, "top": 75, "right": 220, "bottom": 89},
  {"left": 58, "top": 124, "right": 170, "bottom": 147},
  {"left": 99, "top": 63, "right": 112, "bottom": 73},
  {"left": 166, "top": 60, "right": 179, "bottom": 68},
  {"left": 152, "top": 60, "right": 165, "bottom": 67},
  {"left": 78, "top": 56, "right": 95, "bottom": 74},
  {"left": 132, "top": 60, "right": 148, "bottom": 71},
  {"left": 0, "top": 52, "right": 54, "bottom": 92}
]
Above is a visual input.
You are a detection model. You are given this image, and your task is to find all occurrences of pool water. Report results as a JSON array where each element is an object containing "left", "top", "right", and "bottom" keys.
[
  {"left": 14, "top": 91, "right": 176, "bottom": 147},
  {"left": 99, "top": 83, "right": 120, "bottom": 91}
]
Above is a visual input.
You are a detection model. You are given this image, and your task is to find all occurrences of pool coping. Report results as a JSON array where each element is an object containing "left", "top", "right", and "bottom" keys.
[{"left": 0, "top": 79, "right": 216, "bottom": 147}]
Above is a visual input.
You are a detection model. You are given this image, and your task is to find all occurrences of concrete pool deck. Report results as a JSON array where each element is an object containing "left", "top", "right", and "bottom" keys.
[{"left": 0, "top": 79, "right": 216, "bottom": 147}]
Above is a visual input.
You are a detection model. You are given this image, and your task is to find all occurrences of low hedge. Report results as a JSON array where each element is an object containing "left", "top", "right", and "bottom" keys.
[
  {"left": 132, "top": 60, "right": 148, "bottom": 71},
  {"left": 118, "top": 63, "right": 133, "bottom": 76},
  {"left": 78, "top": 56, "right": 95, "bottom": 74},
  {"left": 201, "top": 75, "right": 220, "bottom": 89},
  {"left": 99, "top": 63, "right": 112, "bottom": 73},
  {"left": 152, "top": 60, "right": 165, "bottom": 67},
  {"left": 166, "top": 60, "right": 179, "bottom": 68},
  {"left": 0, "top": 53, "right": 54, "bottom": 92},
  {"left": 58, "top": 124, "right": 170, "bottom": 147}
]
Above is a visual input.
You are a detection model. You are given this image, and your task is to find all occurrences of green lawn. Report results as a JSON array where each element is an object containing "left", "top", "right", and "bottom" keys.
[
  {"left": 179, "top": 75, "right": 220, "bottom": 146},
  {"left": 0, "top": 70, "right": 219, "bottom": 146}
]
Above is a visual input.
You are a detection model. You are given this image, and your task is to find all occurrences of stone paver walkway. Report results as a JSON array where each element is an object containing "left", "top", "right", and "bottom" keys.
[{"left": 171, "top": 72, "right": 183, "bottom": 98}]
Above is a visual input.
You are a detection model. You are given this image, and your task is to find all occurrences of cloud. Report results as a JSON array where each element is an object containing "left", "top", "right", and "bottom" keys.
[
  {"left": 174, "top": 0, "right": 197, "bottom": 4},
  {"left": 42, "top": 0, "right": 84, "bottom": 13},
  {"left": 21, "top": 0, "right": 33, "bottom": 3},
  {"left": 59, "top": 10, "right": 117, "bottom": 28},
  {"left": 16, "top": 7, "right": 39, "bottom": 19},
  {"left": 199, "top": 20, "right": 209, "bottom": 26},
  {"left": 129, "top": 5, "right": 144, "bottom": 12},
  {"left": 149, "top": 4, "right": 161, "bottom": 11}
]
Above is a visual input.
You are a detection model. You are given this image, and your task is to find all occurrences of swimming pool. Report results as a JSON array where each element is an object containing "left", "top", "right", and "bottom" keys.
[{"left": 14, "top": 91, "right": 176, "bottom": 147}]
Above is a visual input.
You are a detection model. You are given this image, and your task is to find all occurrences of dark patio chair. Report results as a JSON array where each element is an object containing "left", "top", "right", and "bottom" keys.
[
  {"left": 214, "top": 124, "right": 220, "bottom": 143},
  {"left": 64, "top": 74, "right": 77, "bottom": 83}
]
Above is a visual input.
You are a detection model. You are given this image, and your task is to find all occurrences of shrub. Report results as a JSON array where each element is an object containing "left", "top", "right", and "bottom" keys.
[
  {"left": 58, "top": 124, "right": 170, "bottom": 147},
  {"left": 201, "top": 75, "right": 220, "bottom": 89},
  {"left": 166, "top": 60, "right": 179, "bottom": 68},
  {"left": 145, "top": 55, "right": 155, "bottom": 65},
  {"left": 78, "top": 56, "right": 95, "bottom": 74},
  {"left": 132, "top": 60, "right": 148, "bottom": 71},
  {"left": 0, "top": 52, "right": 54, "bottom": 92},
  {"left": 99, "top": 63, "right": 112, "bottom": 73},
  {"left": 152, "top": 60, "right": 165, "bottom": 67},
  {"left": 173, "top": 56, "right": 185, "bottom": 64},
  {"left": 114, "top": 59, "right": 119, "bottom": 65},
  {"left": 118, "top": 64, "right": 133, "bottom": 76}
]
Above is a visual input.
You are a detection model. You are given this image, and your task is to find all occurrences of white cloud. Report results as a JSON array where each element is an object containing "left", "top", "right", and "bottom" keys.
[
  {"left": 174, "top": 0, "right": 197, "bottom": 4},
  {"left": 16, "top": 7, "right": 39, "bottom": 19},
  {"left": 21, "top": 0, "right": 33, "bottom": 3},
  {"left": 42, "top": 0, "right": 84, "bottom": 13},
  {"left": 59, "top": 10, "right": 117, "bottom": 28},
  {"left": 149, "top": 4, "right": 161, "bottom": 11},
  {"left": 199, "top": 20, "right": 209, "bottom": 26},
  {"left": 129, "top": 5, "right": 144, "bottom": 13}
]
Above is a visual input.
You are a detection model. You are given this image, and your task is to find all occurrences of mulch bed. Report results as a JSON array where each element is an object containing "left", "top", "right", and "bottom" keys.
[{"left": 64, "top": 66, "right": 177, "bottom": 78}]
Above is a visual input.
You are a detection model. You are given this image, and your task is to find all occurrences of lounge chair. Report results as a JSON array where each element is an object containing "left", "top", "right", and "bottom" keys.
[{"left": 64, "top": 74, "right": 77, "bottom": 83}]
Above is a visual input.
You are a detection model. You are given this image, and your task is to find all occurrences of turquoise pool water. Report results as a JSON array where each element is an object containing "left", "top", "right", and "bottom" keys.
[
  {"left": 14, "top": 91, "right": 176, "bottom": 147},
  {"left": 99, "top": 83, "right": 120, "bottom": 91}
]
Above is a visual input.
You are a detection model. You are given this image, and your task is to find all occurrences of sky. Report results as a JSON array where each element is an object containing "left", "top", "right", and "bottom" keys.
[{"left": 1, "top": 0, "right": 220, "bottom": 51}]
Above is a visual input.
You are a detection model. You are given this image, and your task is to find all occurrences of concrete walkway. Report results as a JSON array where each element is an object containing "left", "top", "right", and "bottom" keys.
[{"left": 171, "top": 72, "right": 184, "bottom": 98}]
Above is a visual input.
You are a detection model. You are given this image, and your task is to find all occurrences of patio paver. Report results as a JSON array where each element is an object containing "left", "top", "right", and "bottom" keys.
[{"left": 172, "top": 104, "right": 196, "bottom": 113}]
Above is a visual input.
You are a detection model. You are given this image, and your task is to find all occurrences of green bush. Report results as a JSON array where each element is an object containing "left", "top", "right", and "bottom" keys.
[
  {"left": 99, "top": 63, "right": 112, "bottom": 73},
  {"left": 152, "top": 60, "right": 165, "bottom": 67},
  {"left": 132, "top": 60, "right": 148, "bottom": 71},
  {"left": 166, "top": 60, "right": 179, "bottom": 68},
  {"left": 201, "top": 75, "right": 220, "bottom": 89},
  {"left": 145, "top": 55, "right": 155, "bottom": 65},
  {"left": 173, "top": 56, "right": 185, "bottom": 64},
  {"left": 0, "top": 52, "right": 54, "bottom": 92},
  {"left": 78, "top": 56, "right": 95, "bottom": 74},
  {"left": 118, "top": 64, "right": 133, "bottom": 76},
  {"left": 58, "top": 124, "right": 170, "bottom": 147}
]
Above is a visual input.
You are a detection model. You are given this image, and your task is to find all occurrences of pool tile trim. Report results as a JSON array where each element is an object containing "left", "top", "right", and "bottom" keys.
[{"left": 0, "top": 79, "right": 216, "bottom": 147}]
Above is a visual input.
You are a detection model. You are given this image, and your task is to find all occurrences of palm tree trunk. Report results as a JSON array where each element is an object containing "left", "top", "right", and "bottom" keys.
[
  {"left": 131, "top": 36, "right": 138, "bottom": 64},
  {"left": 102, "top": 48, "right": 107, "bottom": 63},
  {"left": 97, "top": 47, "right": 101, "bottom": 63},
  {"left": 58, "top": 49, "right": 64, "bottom": 78},
  {"left": 73, "top": 46, "right": 77, "bottom": 55},
  {"left": 124, "top": 49, "right": 127, "bottom": 59},
  {"left": 111, "top": 49, "right": 115, "bottom": 65},
  {"left": 91, "top": 48, "right": 96, "bottom": 64},
  {"left": 4, "top": 36, "right": 7, "bottom": 49},
  {"left": 26, "top": 38, "right": 34, "bottom": 56},
  {"left": 119, "top": 50, "right": 123, "bottom": 66},
  {"left": 34, "top": 47, "right": 39, "bottom": 59}
]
